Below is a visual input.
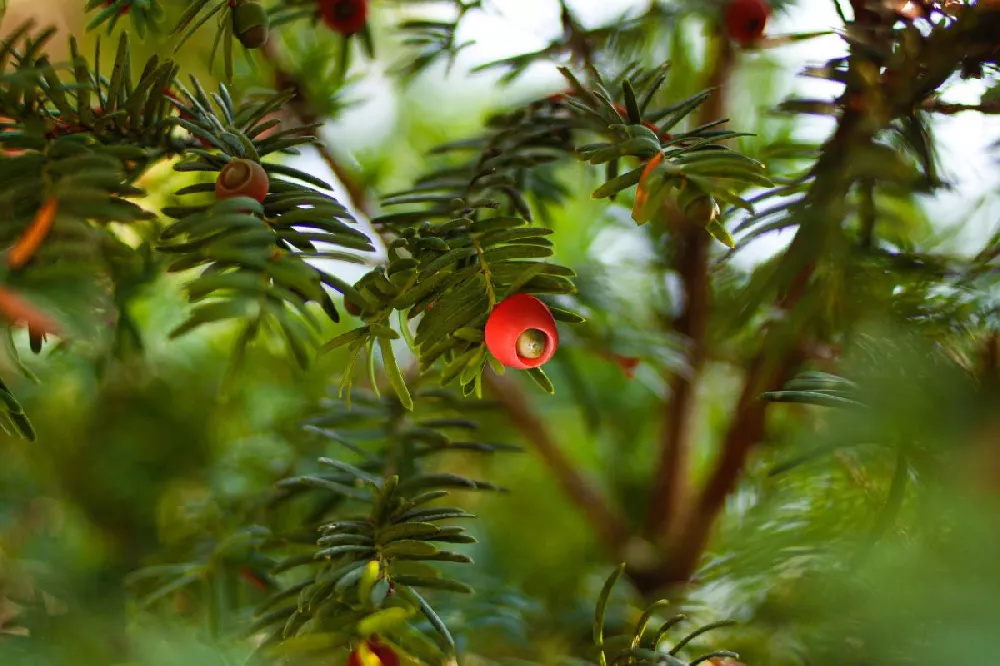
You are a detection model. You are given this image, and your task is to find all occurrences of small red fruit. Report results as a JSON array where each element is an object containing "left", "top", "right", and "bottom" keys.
[
  {"left": 484, "top": 293, "right": 559, "bottom": 370},
  {"left": 723, "top": 0, "right": 769, "bottom": 47},
  {"left": 215, "top": 159, "right": 269, "bottom": 203},
  {"left": 347, "top": 638, "right": 399, "bottom": 666},
  {"left": 319, "top": 0, "right": 368, "bottom": 36}
]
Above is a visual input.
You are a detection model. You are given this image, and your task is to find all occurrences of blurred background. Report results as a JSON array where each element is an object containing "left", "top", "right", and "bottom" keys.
[{"left": 2, "top": 1, "right": 1000, "bottom": 665}]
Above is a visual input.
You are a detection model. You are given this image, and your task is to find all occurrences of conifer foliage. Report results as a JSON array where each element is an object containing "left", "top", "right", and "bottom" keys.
[{"left": 3, "top": 0, "right": 1000, "bottom": 665}]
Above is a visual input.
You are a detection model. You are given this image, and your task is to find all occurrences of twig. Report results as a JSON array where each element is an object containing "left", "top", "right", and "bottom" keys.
[
  {"left": 636, "top": 3, "right": 1000, "bottom": 592},
  {"left": 920, "top": 99, "right": 1000, "bottom": 115},
  {"left": 558, "top": 0, "right": 594, "bottom": 71},
  {"left": 638, "top": 2, "right": 1000, "bottom": 591},
  {"left": 259, "top": 39, "right": 388, "bottom": 255},
  {"left": 644, "top": 35, "right": 732, "bottom": 540},
  {"left": 485, "top": 372, "right": 631, "bottom": 553},
  {"left": 261, "top": 40, "right": 366, "bottom": 211}
]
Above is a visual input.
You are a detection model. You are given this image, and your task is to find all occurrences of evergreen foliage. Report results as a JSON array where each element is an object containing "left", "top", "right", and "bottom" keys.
[{"left": 2, "top": 1, "right": 1000, "bottom": 665}]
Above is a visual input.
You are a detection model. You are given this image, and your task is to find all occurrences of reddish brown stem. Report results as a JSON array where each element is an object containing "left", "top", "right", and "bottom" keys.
[
  {"left": 644, "top": 226, "right": 710, "bottom": 537},
  {"left": 260, "top": 40, "right": 371, "bottom": 218},
  {"left": 637, "top": 264, "right": 812, "bottom": 591},
  {"left": 659, "top": 341, "right": 798, "bottom": 583},
  {"left": 644, "top": 36, "right": 731, "bottom": 540}
]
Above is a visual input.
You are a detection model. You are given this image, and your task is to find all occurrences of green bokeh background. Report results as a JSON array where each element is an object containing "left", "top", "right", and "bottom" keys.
[{"left": 2, "top": 1, "right": 1000, "bottom": 665}]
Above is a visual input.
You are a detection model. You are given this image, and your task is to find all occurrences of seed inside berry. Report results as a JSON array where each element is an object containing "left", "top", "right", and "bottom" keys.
[
  {"left": 222, "top": 161, "right": 251, "bottom": 189},
  {"left": 516, "top": 329, "right": 547, "bottom": 360}
]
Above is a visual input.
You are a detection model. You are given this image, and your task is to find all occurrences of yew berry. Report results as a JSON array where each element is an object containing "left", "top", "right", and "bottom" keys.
[
  {"left": 215, "top": 159, "right": 269, "bottom": 203},
  {"left": 484, "top": 293, "right": 559, "bottom": 369},
  {"left": 320, "top": 0, "right": 368, "bottom": 36},
  {"left": 347, "top": 638, "right": 399, "bottom": 666},
  {"left": 723, "top": 0, "right": 769, "bottom": 47}
]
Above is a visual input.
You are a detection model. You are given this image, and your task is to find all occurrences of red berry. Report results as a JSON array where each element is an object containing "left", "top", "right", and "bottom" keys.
[
  {"left": 215, "top": 159, "right": 269, "bottom": 203},
  {"left": 484, "top": 293, "right": 559, "bottom": 370},
  {"left": 723, "top": 0, "right": 769, "bottom": 47},
  {"left": 347, "top": 639, "right": 399, "bottom": 666},
  {"left": 369, "top": 640, "right": 399, "bottom": 666},
  {"left": 319, "top": 0, "right": 368, "bottom": 36}
]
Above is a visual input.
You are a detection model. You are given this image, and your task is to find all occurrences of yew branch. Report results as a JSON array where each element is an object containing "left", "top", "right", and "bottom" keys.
[
  {"left": 636, "top": 2, "right": 1000, "bottom": 593},
  {"left": 260, "top": 41, "right": 374, "bottom": 223},
  {"left": 644, "top": 36, "right": 732, "bottom": 540}
]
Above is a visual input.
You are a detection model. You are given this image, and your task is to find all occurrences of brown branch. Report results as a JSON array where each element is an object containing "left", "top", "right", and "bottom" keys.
[
  {"left": 644, "top": 36, "right": 732, "bottom": 540},
  {"left": 485, "top": 373, "right": 632, "bottom": 553},
  {"left": 644, "top": 228, "right": 710, "bottom": 537},
  {"left": 920, "top": 99, "right": 1000, "bottom": 115},
  {"left": 558, "top": 0, "right": 594, "bottom": 71},
  {"left": 633, "top": 3, "right": 1000, "bottom": 594},
  {"left": 651, "top": 271, "right": 808, "bottom": 587},
  {"left": 260, "top": 40, "right": 374, "bottom": 222}
]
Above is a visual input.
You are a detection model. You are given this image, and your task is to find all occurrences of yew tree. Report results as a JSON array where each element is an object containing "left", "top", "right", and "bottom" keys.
[{"left": 2, "top": 0, "right": 1000, "bottom": 665}]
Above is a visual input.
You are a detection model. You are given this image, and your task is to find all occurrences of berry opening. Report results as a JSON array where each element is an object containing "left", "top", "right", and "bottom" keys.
[
  {"left": 516, "top": 329, "right": 547, "bottom": 360},
  {"left": 221, "top": 160, "right": 251, "bottom": 190}
]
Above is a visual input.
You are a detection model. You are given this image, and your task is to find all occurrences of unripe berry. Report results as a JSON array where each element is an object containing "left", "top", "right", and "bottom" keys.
[
  {"left": 234, "top": 1, "right": 270, "bottom": 49},
  {"left": 484, "top": 293, "right": 559, "bottom": 369},
  {"left": 723, "top": 0, "right": 769, "bottom": 47},
  {"left": 215, "top": 159, "right": 269, "bottom": 203},
  {"left": 320, "top": 0, "right": 368, "bottom": 36}
]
